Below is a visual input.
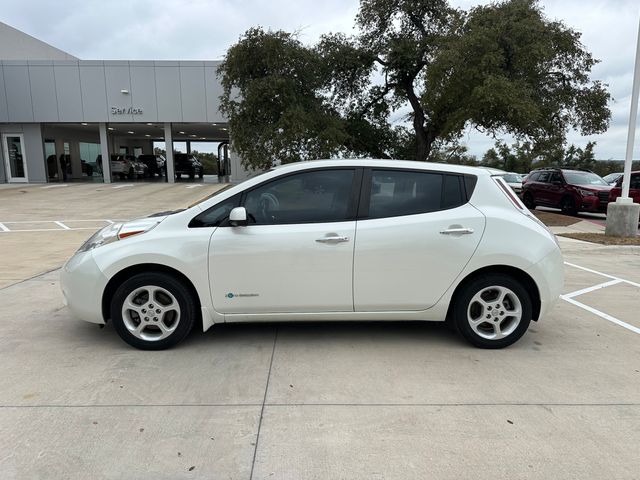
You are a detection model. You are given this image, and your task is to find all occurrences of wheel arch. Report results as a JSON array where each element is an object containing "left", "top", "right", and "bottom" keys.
[
  {"left": 101, "top": 263, "right": 202, "bottom": 324},
  {"left": 446, "top": 265, "right": 541, "bottom": 322}
]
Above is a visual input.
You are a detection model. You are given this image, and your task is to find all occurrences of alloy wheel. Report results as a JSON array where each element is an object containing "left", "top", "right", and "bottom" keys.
[
  {"left": 121, "top": 285, "right": 181, "bottom": 342},
  {"left": 466, "top": 285, "right": 522, "bottom": 340}
]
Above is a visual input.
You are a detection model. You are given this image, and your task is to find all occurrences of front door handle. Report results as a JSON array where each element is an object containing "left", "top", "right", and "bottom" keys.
[
  {"left": 316, "top": 235, "right": 350, "bottom": 244},
  {"left": 440, "top": 227, "right": 474, "bottom": 235}
]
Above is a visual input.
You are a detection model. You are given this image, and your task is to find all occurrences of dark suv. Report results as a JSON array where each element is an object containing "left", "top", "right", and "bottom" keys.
[
  {"left": 522, "top": 168, "right": 612, "bottom": 215},
  {"left": 174, "top": 154, "right": 204, "bottom": 179}
]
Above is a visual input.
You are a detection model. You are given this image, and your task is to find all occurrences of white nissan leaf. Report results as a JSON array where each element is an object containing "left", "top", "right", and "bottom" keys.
[{"left": 61, "top": 160, "right": 564, "bottom": 350}]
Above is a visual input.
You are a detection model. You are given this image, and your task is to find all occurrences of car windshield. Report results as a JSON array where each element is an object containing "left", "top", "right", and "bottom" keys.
[
  {"left": 563, "top": 171, "right": 608, "bottom": 186},
  {"left": 502, "top": 173, "right": 522, "bottom": 183},
  {"left": 603, "top": 173, "right": 620, "bottom": 183},
  {"left": 187, "top": 169, "right": 274, "bottom": 208}
]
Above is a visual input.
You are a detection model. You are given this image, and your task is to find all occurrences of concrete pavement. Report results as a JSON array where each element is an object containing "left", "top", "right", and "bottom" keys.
[{"left": 0, "top": 240, "right": 639, "bottom": 479}]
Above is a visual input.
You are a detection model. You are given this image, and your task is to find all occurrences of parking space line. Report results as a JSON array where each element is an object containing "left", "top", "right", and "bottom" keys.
[
  {"left": 562, "top": 261, "right": 640, "bottom": 336},
  {"left": 562, "top": 279, "right": 623, "bottom": 299},
  {"left": 40, "top": 184, "right": 68, "bottom": 189},
  {"left": 0, "top": 219, "right": 116, "bottom": 233},
  {"left": 54, "top": 221, "right": 71, "bottom": 230},
  {"left": 0, "top": 227, "right": 99, "bottom": 233},
  {"left": 562, "top": 295, "right": 640, "bottom": 335},
  {"left": 112, "top": 184, "right": 134, "bottom": 189},
  {"left": 564, "top": 261, "right": 640, "bottom": 288}
]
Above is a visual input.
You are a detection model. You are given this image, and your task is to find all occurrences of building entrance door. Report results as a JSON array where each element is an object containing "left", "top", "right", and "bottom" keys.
[{"left": 2, "top": 134, "right": 28, "bottom": 183}]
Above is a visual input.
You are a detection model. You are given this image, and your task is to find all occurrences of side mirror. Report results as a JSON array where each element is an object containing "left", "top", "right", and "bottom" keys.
[{"left": 229, "top": 207, "right": 248, "bottom": 227}]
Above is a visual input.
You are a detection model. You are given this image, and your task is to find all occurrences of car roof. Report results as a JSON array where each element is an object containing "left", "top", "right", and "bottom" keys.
[
  {"left": 271, "top": 159, "right": 492, "bottom": 176},
  {"left": 535, "top": 168, "right": 595, "bottom": 173}
]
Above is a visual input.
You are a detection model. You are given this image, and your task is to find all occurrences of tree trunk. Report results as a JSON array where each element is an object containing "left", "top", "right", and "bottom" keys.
[
  {"left": 414, "top": 116, "right": 429, "bottom": 162},
  {"left": 403, "top": 79, "right": 432, "bottom": 161}
]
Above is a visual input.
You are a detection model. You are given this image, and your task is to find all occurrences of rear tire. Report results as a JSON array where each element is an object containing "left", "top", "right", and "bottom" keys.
[
  {"left": 110, "top": 272, "right": 197, "bottom": 350},
  {"left": 452, "top": 273, "right": 532, "bottom": 349},
  {"left": 523, "top": 192, "right": 536, "bottom": 209}
]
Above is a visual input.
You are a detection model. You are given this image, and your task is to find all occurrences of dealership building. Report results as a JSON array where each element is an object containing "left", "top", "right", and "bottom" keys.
[{"left": 0, "top": 21, "right": 248, "bottom": 184}]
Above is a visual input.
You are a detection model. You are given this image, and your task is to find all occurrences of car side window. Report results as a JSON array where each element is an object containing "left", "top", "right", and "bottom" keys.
[
  {"left": 549, "top": 172, "right": 562, "bottom": 183},
  {"left": 244, "top": 169, "right": 355, "bottom": 225},
  {"left": 537, "top": 172, "right": 550, "bottom": 183},
  {"left": 367, "top": 170, "right": 463, "bottom": 219},
  {"left": 631, "top": 175, "right": 640, "bottom": 190},
  {"left": 189, "top": 194, "right": 241, "bottom": 228}
]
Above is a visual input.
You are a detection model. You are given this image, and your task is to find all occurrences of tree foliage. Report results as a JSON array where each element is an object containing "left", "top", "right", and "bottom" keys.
[{"left": 219, "top": 0, "right": 611, "bottom": 168}]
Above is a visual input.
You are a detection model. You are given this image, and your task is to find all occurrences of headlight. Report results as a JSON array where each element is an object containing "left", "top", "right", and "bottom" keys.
[
  {"left": 77, "top": 218, "right": 162, "bottom": 253},
  {"left": 77, "top": 223, "right": 122, "bottom": 253},
  {"left": 578, "top": 189, "right": 596, "bottom": 196}
]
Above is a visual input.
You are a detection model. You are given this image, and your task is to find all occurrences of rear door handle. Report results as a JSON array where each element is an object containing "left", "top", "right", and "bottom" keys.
[
  {"left": 440, "top": 227, "right": 474, "bottom": 235},
  {"left": 316, "top": 235, "right": 350, "bottom": 244}
]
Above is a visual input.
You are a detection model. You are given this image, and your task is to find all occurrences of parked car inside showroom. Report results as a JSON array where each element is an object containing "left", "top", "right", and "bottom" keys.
[
  {"left": 61, "top": 160, "right": 563, "bottom": 351},
  {"left": 49, "top": 154, "right": 94, "bottom": 178},
  {"left": 522, "top": 168, "right": 611, "bottom": 215},
  {"left": 609, "top": 171, "right": 640, "bottom": 204},
  {"left": 174, "top": 153, "right": 204, "bottom": 179},
  {"left": 109, "top": 154, "right": 148, "bottom": 179},
  {"left": 138, "top": 154, "right": 165, "bottom": 177}
]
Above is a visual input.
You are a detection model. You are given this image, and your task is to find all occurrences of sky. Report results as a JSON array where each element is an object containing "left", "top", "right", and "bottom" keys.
[{"left": 2, "top": 0, "right": 639, "bottom": 160}]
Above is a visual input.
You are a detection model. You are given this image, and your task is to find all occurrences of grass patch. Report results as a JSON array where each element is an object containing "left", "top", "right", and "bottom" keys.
[
  {"left": 531, "top": 210, "right": 581, "bottom": 227},
  {"left": 559, "top": 233, "right": 640, "bottom": 245}
]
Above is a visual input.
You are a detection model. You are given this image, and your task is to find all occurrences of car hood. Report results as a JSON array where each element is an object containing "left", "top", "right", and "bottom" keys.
[
  {"left": 574, "top": 185, "right": 612, "bottom": 192},
  {"left": 147, "top": 209, "right": 185, "bottom": 218}
]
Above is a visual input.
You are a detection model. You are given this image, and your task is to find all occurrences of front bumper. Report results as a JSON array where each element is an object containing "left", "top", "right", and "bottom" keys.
[
  {"left": 60, "top": 251, "right": 108, "bottom": 324},
  {"left": 525, "top": 246, "right": 564, "bottom": 321},
  {"left": 579, "top": 195, "right": 608, "bottom": 213}
]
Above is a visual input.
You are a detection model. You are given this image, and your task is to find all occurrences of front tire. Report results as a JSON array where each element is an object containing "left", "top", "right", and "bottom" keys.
[
  {"left": 110, "top": 272, "right": 196, "bottom": 350},
  {"left": 452, "top": 273, "right": 532, "bottom": 349}
]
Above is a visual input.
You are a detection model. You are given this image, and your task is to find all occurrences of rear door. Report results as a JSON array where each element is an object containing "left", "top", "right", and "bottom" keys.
[
  {"left": 533, "top": 172, "right": 551, "bottom": 205},
  {"left": 546, "top": 172, "right": 564, "bottom": 206},
  {"left": 353, "top": 169, "right": 485, "bottom": 312}
]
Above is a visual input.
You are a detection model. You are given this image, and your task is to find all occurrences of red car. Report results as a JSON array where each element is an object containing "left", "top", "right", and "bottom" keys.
[
  {"left": 609, "top": 171, "right": 640, "bottom": 204},
  {"left": 522, "top": 168, "right": 611, "bottom": 215}
]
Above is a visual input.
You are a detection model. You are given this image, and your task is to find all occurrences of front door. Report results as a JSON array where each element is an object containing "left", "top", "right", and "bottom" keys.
[
  {"left": 209, "top": 168, "right": 359, "bottom": 314},
  {"left": 2, "top": 134, "right": 28, "bottom": 183},
  {"left": 354, "top": 169, "right": 485, "bottom": 311}
]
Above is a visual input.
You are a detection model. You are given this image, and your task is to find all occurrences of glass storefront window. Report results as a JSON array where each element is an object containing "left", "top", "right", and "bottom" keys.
[
  {"left": 2, "top": 134, "right": 27, "bottom": 182},
  {"left": 79, "top": 142, "right": 102, "bottom": 180}
]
